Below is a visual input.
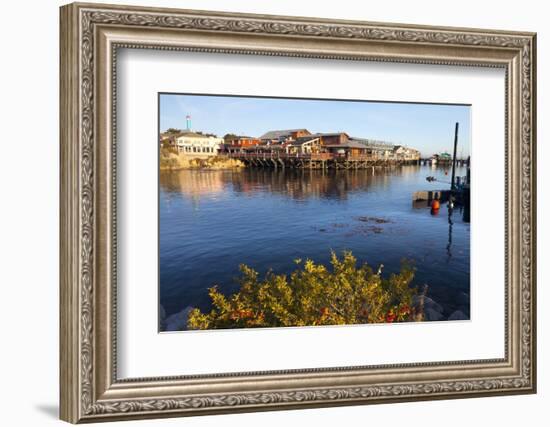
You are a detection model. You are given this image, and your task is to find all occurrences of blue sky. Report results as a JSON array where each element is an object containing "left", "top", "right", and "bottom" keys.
[{"left": 160, "top": 93, "right": 471, "bottom": 158}]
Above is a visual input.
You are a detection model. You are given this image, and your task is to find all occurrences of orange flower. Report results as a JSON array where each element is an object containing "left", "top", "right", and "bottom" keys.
[{"left": 399, "top": 305, "right": 410, "bottom": 315}]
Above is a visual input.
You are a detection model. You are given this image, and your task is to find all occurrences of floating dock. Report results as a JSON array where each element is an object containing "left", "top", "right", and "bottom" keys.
[{"left": 413, "top": 190, "right": 452, "bottom": 203}]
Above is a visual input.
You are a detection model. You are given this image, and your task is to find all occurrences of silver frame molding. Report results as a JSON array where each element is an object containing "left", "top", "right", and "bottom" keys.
[{"left": 60, "top": 2, "right": 537, "bottom": 423}]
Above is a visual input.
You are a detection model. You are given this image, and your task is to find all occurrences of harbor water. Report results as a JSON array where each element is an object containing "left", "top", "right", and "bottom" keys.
[{"left": 159, "top": 165, "right": 470, "bottom": 322}]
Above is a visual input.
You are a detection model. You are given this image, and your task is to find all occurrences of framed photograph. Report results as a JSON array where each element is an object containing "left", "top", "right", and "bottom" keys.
[{"left": 60, "top": 2, "right": 537, "bottom": 423}]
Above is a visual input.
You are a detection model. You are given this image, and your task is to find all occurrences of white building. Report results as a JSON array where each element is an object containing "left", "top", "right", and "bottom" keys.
[
  {"left": 393, "top": 145, "right": 421, "bottom": 161},
  {"left": 175, "top": 132, "right": 224, "bottom": 157}
]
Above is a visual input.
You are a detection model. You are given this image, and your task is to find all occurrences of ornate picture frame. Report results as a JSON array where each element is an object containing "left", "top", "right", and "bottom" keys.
[{"left": 60, "top": 2, "right": 536, "bottom": 423}]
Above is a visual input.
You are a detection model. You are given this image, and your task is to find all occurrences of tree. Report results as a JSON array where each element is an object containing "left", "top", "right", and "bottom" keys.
[
  {"left": 223, "top": 133, "right": 239, "bottom": 142},
  {"left": 195, "top": 131, "right": 218, "bottom": 137},
  {"left": 161, "top": 140, "right": 177, "bottom": 150},
  {"left": 165, "top": 128, "right": 182, "bottom": 134},
  {"left": 187, "top": 251, "right": 422, "bottom": 330}
]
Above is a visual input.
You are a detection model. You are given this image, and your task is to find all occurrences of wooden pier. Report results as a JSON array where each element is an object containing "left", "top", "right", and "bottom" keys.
[
  {"left": 226, "top": 152, "right": 419, "bottom": 169},
  {"left": 418, "top": 158, "right": 470, "bottom": 166}
]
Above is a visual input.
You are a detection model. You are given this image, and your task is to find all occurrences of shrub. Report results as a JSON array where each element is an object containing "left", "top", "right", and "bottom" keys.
[
  {"left": 159, "top": 155, "right": 178, "bottom": 170},
  {"left": 160, "top": 142, "right": 178, "bottom": 153},
  {"left": 187, "top": 251, "right": 422, "bottom": 330}
]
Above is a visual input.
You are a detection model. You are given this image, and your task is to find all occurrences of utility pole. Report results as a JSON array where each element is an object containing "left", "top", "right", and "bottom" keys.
[{"left": 450, "top": 122, "right": 459, "bottom": 191}]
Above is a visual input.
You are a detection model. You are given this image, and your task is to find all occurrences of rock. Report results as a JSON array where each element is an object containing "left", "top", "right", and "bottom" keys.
[
  {"left": 413, "top": 295, "right": 444, "bottom": 314},
  {"left": 413, "top": 294, "right": 445, "bottom": 321},
  {"left": 448, "top": 310, "right": 469, "bottom": 321},
  {"left": 165, "top": 306, "right": 194, "bottom": 331},
  {"left": 423, "top": 297, "right": 444, "bottom": 313},
  {"left": 424, "top": 308, "right": 445, "bottom": 321}
]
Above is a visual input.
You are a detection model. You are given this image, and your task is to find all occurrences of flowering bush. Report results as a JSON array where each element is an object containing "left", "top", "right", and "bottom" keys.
[{"left": 187, "top": 251, "right": 423, "bottom": 330}]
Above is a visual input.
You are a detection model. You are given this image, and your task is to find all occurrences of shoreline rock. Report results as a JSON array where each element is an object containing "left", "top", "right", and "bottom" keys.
[
  {"left": 413, "top": 294, "right": 470, "bottom": 322},
  {"left": 164, "top": 306, "right": 194, "bottom": 331},
  {"left": 160, "top": 152, "right": 245, "bottom": 171},
  {"left": 448, "top": 310, "right": 468, "bottom": 321}
]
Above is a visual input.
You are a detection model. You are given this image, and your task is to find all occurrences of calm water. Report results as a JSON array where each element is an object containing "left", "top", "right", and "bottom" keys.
[{"left": 159, "top": 165, "right": 470, "bottom": 320}]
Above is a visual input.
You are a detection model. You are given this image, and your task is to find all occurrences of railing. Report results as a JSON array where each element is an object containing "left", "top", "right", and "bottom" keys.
[
  {"left": 349, "top": 155, "right": 376, "bottom": 161},
  {"left": 311, "top": 153, "right": 333, "bottom": 160},
  {"left": 226, "top": 152, "right": 335, "bottom": 160},
  {"left": 224, "top": 152, "right": 416, "bottom": 162}
]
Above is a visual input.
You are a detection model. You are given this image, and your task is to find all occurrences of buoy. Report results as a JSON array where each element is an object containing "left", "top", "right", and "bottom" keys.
[{"left": 431, "top": 199, "right": 440, "bottom": 210}]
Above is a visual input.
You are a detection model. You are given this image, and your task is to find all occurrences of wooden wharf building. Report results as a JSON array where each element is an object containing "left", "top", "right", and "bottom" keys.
[{"left": 222, "top": 128, "right": 420, "bottom": 169}]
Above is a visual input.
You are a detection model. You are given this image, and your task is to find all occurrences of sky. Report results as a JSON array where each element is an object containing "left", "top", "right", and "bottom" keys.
[{"left": 159, "top": 93, "right": 471, "bottom": 158}]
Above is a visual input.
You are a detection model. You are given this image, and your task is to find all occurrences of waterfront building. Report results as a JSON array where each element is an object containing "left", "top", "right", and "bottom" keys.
[
  {"left": 314, "top": 132, "right": 350, "bottom": 146},
  {"left": 349, "top": 138, "right": 394, "bottom": 159},
  {"left": 259, "top": 128, "right": 311, "bottom": 144},
  {"left": 286, "top": 136, "right": 322, "bottom": 154},
  {"left": 254, "top": 130, "right": 410, "bottom": 160},
  {"left": 393, "top": 145, "right": 421, "bottom": 161},
  {"left": 323, "top": 140, "right": 369, "bottom": 157},
  {"left": 175, "top": 131, "right": 224, "bottom": 156},
  {"left": 225, "top": 136, "right": 261, "bottom": 153},
  {"left": 169, "top": 125, "right": 422, "bottom": 163},
  {"left": 244, "top": 143, "right": 288, "bottom": 154},
  {"left": 431, "top": 152, "right": 453, "bottom": 164}
]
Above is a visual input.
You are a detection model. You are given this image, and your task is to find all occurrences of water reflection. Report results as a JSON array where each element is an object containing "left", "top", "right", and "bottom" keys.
[
  {"left": 160, "top": 166, "right": 426, "bottom": 202},
  {"left": 446, "top": 209, "right": 454, "bottom": 261},
  {"left": 160, "top": 169, "right": 226, "bottom": 198}
]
